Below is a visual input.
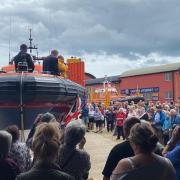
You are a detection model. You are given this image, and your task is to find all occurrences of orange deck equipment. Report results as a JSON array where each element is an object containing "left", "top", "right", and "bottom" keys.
[{"left": 67, "top": 57, "right": 85, "bottom": 87}]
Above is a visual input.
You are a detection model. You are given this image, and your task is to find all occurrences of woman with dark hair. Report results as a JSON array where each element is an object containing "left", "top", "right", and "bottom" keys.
[
  {"left": 111, "top": 122, "right": 176, "bottom": 180},
  {"left": 58, "top": 120, "right": 91, "bottom": 180},
  {"left": 16, "top": 123, "right": 73, "bottom": 180},
  {"left": 6, "top": 125, "right": 31, "bottom": 172}
]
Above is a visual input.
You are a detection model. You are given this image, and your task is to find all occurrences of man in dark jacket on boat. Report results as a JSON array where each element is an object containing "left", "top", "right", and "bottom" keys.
[
  {"left": 43, "top": 49, "right": 60, "bottom": 75},
  {"left": 13, "top": 44, "right": 35, "bottom": 72}
]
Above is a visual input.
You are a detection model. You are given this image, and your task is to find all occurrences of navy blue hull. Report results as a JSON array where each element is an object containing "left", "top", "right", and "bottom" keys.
[
  {"left": 0, "top": 102, "right": 73, "bottom": 129},
  {"left": 0, "top": 73, "right": 86, "bottom": 129}
]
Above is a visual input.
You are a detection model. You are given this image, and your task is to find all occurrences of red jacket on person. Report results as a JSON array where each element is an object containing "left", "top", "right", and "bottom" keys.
[{"left": 116, "top": 112, "right": 126, "bottom": 127}]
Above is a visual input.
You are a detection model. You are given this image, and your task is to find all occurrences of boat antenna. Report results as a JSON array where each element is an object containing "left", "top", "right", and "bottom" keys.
[
  {"left": 28, "top": 28, "right": 37, "bottom": 54},
  {"left": 8, "top": 17, "right": 12, "bottom": 64},
  {"left": 36, "top": 44, "right": 38, "bottom": 57}
]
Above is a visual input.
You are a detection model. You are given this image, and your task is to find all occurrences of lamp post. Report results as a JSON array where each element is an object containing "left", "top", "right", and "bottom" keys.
[{"left": 103, "top": 75, "right": 110, "bottom": 108}]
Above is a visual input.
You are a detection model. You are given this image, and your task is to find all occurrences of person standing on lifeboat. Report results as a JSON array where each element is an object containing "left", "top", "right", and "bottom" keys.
[
  {"left": 43, "top": 49, "right": 60, "bottom": 75},
  {"left": 12, "top": 44, "right": 35, "bottom": 72},
  {"left": 58, "top": 55, "right": 68, "bottom": 78}
]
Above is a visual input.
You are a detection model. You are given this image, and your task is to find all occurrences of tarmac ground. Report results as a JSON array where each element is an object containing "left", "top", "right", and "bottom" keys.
[{"left": 85, "top": 130, "right": 122, "bottom": 180}]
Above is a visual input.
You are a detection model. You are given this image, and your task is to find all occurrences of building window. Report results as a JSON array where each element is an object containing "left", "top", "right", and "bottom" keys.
[
  {"left": 165, "top": 91, "right": 173, "bottom": 99},
  {"left": 164, "top": 72, "right": 172, "bottom": 81}
]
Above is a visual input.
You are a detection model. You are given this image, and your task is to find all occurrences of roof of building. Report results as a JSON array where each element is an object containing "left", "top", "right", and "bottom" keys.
[
  {"left": 86, "top": 75, "right": 121, "bottom": 85},
  {"left": 85, "top": 72, "right": 96, "bottom": 79},
  {"left": 120, "top": 62, "right": 180, "bottom": 77}
]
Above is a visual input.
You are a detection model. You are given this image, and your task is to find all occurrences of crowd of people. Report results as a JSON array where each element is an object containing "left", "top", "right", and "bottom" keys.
[
  {"left": 82, "top": 100, "right": 180, "bottom": 145},
  {"left": 0, "top": 113, "right": 90, "bottom": 180},
  {"left": 0, "top": 100, "right": 180, "bottom": 180},
  {"left": 81, "top": 100, "right": 180, "bottom": 179}
]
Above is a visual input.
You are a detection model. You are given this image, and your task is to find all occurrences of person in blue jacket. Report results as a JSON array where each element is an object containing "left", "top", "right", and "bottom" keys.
[
  {"left": 153, "top": 105, "right": 166, "bottom": 129},
  {"left": 81, "top": 104, "right": 89, "bottom": 131},
  {"left": 163, "top": 111, "right": 172, "bottom": 145},
  {"left": 163, "top": 125, "right": 180, "bottom": 180}
]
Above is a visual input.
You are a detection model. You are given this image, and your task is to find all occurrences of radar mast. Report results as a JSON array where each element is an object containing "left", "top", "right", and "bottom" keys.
[{"left": 28, "top": 28, "right": 38, "bottom": 54}]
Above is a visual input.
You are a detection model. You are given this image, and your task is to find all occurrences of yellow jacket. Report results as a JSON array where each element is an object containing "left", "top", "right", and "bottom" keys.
[{"left": 58, "top": 60, "right": 68, "bottom": 77}]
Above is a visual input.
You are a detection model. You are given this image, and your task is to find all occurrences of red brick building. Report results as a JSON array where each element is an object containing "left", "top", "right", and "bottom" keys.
[
  {"left": 85, "top": 62, "right": 180, "bottom": 102},
  {"left": 120, "top": 62, "right": 180, "bottom": 102}
]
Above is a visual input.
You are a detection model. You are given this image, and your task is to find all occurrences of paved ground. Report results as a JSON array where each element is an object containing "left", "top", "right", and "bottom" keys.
[{"left": 85, "top": 131, "right": 121, "bottom": 180}]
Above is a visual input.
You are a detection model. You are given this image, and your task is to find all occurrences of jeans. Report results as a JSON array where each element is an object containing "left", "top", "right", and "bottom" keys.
[
  {"left": 82, "top": 116, "right": 89, "bottom": 125},
  {"left": 107, "top": 121, "right": 114, "bottom": 132},
  {"left": 117, "top": 126, "right": 125, "bottom": 139}
]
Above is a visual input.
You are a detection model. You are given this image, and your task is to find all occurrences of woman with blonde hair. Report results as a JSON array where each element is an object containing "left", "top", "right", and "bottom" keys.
[
  {"left": 16, "top": 123, "right": 73, "bottom": 180},
  {"left": 127, "top": 106, "right": 136, "bottom": 118}
]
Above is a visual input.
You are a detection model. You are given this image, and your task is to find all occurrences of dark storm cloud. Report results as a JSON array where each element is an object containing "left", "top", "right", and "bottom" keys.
[
  {"left": 1, "top": 0, "right": 180, "bottom": 54},
  {"left": 42, "top": 0, "right": 180, "bottom": 56},
  {"left": 0, "top": 0, "right": 180, "bottom": 76}
]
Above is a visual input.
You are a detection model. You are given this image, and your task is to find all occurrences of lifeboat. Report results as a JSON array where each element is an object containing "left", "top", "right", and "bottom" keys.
[{"left": 0, "top": 65, "right": 86, "bottom": 129}]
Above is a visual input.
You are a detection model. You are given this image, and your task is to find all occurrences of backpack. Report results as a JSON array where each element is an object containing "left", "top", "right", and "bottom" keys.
[
  {"left": 14, "top": 52, "right": 34, "bottom": 72},
  {"left": 16, "top": 52, "right": 29, "bottom": 63}
]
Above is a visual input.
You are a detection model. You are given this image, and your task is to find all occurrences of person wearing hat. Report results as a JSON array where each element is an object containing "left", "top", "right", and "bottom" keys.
[
  {"left": 43, "top": 49, "right": 60, "bottom": 75},
  {"left": 12, "top": 44, "right": 35, "bottom": 72}
]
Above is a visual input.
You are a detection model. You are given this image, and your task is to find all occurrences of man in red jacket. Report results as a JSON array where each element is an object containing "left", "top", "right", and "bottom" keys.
[{"left": 115, "top": 108, "right": 126, "bottom": 140}]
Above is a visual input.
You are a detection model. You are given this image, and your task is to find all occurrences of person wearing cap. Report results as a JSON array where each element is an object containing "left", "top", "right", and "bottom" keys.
[
  {"left": 12, "top": 44, "right": 35, "bottom": 72},
  {"left": 43, "top": 49, "right": 60, "bottom": 75}
]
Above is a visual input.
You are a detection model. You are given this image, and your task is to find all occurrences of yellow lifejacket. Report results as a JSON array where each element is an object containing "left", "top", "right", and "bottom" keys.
[{"left": 58, "top": 59, "right": 68, "bottom": 77}]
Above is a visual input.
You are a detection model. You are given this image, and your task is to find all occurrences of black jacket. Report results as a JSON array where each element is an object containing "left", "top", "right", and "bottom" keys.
[
  {"left": 13, "top": 52, "right": 34, "bottom": 72},
  {"left": 16, "top": 162, "right": 74, "bottom": 180},
  {"left": 43, "top": 56, "right": 59, "bottom": 75},
  {"left": 0, "top": 157, "right": 20, "bottom": 180}
]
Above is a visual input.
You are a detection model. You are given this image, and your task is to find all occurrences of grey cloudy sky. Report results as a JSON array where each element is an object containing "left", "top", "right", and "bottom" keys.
[{"left": 0, "top": 0, "right": 180, "bottom": 77}]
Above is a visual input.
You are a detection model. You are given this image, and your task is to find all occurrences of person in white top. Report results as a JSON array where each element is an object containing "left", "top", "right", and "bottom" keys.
[{"left": 127, "top": 106, "right": 137, "bottom": 118}]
